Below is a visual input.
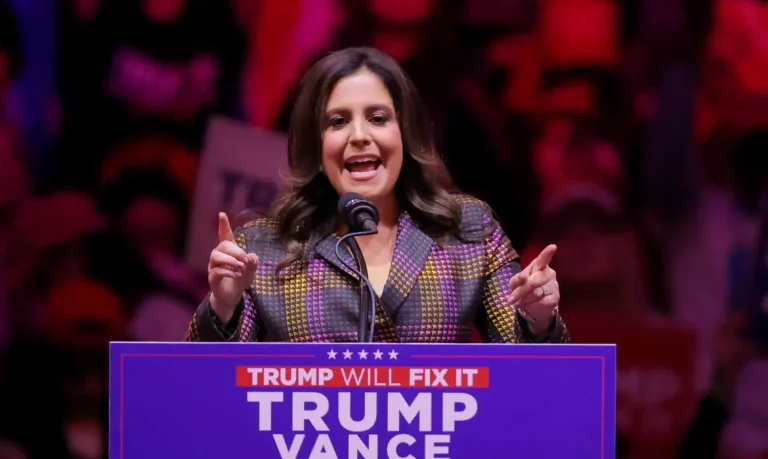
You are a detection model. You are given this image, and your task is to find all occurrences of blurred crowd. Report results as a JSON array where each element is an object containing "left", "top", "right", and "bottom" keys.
[{"left": 0, "top": 0, "right": 767, "bottom": 458}]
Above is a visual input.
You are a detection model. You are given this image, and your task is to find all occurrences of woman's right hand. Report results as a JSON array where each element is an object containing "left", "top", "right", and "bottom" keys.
[{"left": 208, "top": 212, "right": 259, "bottom": 322}]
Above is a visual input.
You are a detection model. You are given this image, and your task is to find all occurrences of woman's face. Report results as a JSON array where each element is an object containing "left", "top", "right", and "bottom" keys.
[{"left": 321, "top": 69, "right": 403, "bottom": 206}]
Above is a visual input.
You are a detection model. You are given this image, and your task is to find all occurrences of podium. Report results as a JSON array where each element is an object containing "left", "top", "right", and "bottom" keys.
[{"left": 109, "top": 342, "right": 616, "bottom": 459}]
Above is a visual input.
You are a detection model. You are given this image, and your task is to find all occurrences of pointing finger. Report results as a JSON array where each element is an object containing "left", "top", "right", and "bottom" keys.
[
  {"left": 531, "top": 244, "right": 557, "bottom": 272},
  {"left": 218, "top": 212, "right": 235, "bottom": 243}
]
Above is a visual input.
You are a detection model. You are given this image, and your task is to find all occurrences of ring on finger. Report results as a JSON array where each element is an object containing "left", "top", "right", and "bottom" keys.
[{"left": 539, "top": 285, "right": 549, "bottom": 297}]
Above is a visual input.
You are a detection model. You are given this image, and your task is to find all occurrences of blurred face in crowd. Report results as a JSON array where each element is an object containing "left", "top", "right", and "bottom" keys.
[
  {"left": 366, "top": 0, "right": 436, "bottom": 62},
  {"left": 487, "top": 34, "right": 541, "bottom": 114},
  {"left": 540, "top": 81, "right": 598, "bottom": 136},
  {"left": 119, "top": 196, "right": 179, "bottom": 258},
  {"left": 368, "top": 0, "right": 435, "bottom": 24},
  {"left": 36, "top": 240, "right": 88, "bottom": 291},
  {"left": 542, "top": 203, "right": 630, "bottom": 314},
  {"left": 141, "top": 0, "right": 187, "bottom": 22},
  {"left": 551, "top": 211, "right": 617, "bottom": 285},
  {"left": 321, "top": 69, "right": 403, "bottom": 210},
  {"left": 5, "top": 194, "right": 104, "bottom": 306}
]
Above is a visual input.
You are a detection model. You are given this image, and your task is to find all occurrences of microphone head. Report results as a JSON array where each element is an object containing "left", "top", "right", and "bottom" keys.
[{"left": 338, "top": 192, "right": 379, "bottom": 230}]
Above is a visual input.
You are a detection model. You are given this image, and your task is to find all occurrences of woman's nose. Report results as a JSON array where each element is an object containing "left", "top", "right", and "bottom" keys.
[{"left": 349, "top": 119, "right": 372, "bottom": 146}]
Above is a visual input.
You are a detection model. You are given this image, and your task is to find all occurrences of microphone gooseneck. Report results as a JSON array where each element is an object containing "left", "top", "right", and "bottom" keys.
[
  {"left": 336, "top": 193, "right": 379, "bottom": 343},
  {"left": 334, "top": 236, "right": 377, "bottom": 343}
]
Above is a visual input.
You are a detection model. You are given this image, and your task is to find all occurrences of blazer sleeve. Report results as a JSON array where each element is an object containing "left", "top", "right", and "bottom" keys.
[
  {"left": 184, "top": 294, "right": 244, "bottom": 342},
  {"left": 476, "top": 208, "right": 570, "bottom": 343},
  {"left": 183, "top": 223, "right": 264, "bottom": 342}
]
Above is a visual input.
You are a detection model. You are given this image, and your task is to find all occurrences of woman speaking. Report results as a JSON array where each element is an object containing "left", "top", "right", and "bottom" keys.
[{"left": 185, "top": 47, "right": 568, "bottom": 344}]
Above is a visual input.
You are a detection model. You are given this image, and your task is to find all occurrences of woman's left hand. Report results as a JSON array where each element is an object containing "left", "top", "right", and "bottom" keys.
[{"left": 508, "top": 244, "right": 560, "bottom": 335}]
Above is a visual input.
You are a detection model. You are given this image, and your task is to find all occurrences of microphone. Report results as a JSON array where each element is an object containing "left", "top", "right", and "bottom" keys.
[
  {"left": 338, "top": 193, "right": 379, "bottom": 233},
  {"left": 334, "top": 193, "right": 379, "bottom": 343}
]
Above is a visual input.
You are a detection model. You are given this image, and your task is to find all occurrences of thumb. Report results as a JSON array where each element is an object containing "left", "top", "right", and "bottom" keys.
[
  {"left": 531, "top": 244, "right": 557, "bottom": 272},
  {"left": 244, "top": 252, "right": 259, "bottom": 269},
  {"left": 218, "top": 212, "right": 235, "bottom": 243}
]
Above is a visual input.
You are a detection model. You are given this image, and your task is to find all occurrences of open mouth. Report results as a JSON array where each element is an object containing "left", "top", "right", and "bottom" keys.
[{"left": 344, "top": 157, "right": 382, "bottom": 180}]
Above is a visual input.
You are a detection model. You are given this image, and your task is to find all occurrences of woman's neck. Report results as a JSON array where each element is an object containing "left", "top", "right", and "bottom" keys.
[{"left": 372, "top": 194, "right": 399, "bottom": 229}]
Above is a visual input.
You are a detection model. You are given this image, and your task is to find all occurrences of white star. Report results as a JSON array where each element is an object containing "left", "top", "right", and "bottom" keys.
[
  {"left": 358, "top": 349, "right": 368, "bottom": 359},
  {"left": 388, "top": 349, "right": 399, "bottom": 360},
  {"left": 327, "top": 349, "right": 337, "bottom": 359},
  {"left": 343, "top": 349, "right": 353, "bottom": 359},
  {"left": 373, "top": 349, "right": 383, "bottom": 360}
]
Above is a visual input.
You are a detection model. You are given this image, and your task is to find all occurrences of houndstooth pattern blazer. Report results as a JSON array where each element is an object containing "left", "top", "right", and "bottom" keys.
[{"left": 185, "top": 198, "right": 569, "bottom": 343}]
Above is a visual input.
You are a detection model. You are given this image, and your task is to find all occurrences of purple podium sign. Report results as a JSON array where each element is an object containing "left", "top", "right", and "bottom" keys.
[{"left": 109, "top": 343, "right": 615, "bottom": 459}]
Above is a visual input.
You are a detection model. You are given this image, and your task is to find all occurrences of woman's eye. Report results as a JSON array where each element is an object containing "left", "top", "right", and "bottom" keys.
[
  {"left": 329, "top": 117, "right": 347, "bottom": 128},
  {"left": 370, "top": 114, "right": 389, "bottom": 125}
]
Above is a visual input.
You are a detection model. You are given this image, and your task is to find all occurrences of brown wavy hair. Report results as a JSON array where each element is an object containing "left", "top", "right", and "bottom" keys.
[{"left": 272, "top": 47, "right": 465, "bottom": 269}]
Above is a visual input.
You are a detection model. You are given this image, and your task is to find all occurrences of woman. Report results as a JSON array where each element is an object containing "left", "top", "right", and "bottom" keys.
[{"left": 186, "top": 47, "right": 567, "bottom": 343}]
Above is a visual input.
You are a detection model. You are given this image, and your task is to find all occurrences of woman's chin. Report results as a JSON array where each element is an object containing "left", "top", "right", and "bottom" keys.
[{"left": 341, "top": 185, "right": 382, "bottom": 200}]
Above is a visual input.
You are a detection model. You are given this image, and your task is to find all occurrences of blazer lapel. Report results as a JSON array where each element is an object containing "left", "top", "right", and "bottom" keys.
[
  {"left": 311, "top": 214, "right": 434, "bottom": 333},
  {"left": 312, "top": 232, "right": 360, "bottom": 278},
  {"left": 380, "top": 213, "right": 435, "bottom": 317},
  {"left": 312, "top": 231, "right": 402, "bottom": 341}
]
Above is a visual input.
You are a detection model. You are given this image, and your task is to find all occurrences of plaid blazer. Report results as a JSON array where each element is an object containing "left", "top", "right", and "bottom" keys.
[{"left": 185, "top": 198, "right": 569, "bottom": 343}]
